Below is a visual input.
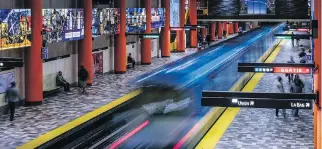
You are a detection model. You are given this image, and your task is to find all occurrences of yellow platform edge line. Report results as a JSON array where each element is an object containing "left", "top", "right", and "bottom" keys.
[
  {"left": 195, "top": 39, "right": 286, "bottom": 149},
  {"left": 17, "top": 89, "right": 143, "bottom": 149}
]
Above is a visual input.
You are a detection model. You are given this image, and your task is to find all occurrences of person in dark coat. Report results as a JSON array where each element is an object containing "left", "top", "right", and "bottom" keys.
[
  {"left": 78, "top": 66, "right": 89, "bottom": 94},
  {"left": 290, "top": 75, "right": 304, "bottom": 117},
  {"left": 5, "top": 82, "right": 22, "bottom": 121},
  {"left": 276, "top": 76, "right": 286, "bottom": 117},
  {"left": 56, "top": 71, "right": 70, "bottom": 92}
]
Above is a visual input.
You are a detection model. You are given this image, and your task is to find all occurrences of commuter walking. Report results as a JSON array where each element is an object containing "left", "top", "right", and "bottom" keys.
[
  {"left": 276, "top": 76, "right": 286, "bottom": 117},
  {"left": 286, "top": 56, "right": 295, "bottom": 83},
  {"left": 290, "top": 75, "right": 304, "bottom": 117},
  {"left": 78, "top": 65, "right": 89, "bottom": 94},
  {"left": 5, "top": 82, "right": 22, "bottom": 121},
  {"left": 291, "top": 32, "right": 295, "bottom": 47}
]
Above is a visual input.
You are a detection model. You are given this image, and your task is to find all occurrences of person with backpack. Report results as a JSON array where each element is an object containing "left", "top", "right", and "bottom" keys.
[
  {"left": 276, "top": 76, "right": 286, "bottom": 117},
  {"left": 78, "top": 65, "right": 89, "bottom": 94},
  {"left": 290, "top": 75, "right": 304, "bottom": 117}
]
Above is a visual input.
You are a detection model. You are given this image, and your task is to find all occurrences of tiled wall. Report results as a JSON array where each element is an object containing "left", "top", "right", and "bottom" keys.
[
  {"left": 208, "top": 0, "right": 240, "bottom": 16},
  {"left": 275, "top": 0, "right": 308, "bottom": 18}
]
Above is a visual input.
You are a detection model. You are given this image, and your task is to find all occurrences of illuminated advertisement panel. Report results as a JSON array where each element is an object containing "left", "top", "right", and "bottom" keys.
[
  {"left": 170, "top": 0, "right": 180, "bottom": 27},
  {"left": 126, "top": 8, "right": 165, "bottom": 33},
  {"left": 0, "top": 9, "right": 31, "bottom": 50},
  {"left": 151, "top": 8, "right": 165, "bottom": 29},
  {"left": 92, "top": 8, "right": 120, "bottom": 37},
  {"left": 42, "top": 9, "right": 84, "bottom": 43},
  {"left": 126, "top": 8, "right": 146, "bottom": 32}
]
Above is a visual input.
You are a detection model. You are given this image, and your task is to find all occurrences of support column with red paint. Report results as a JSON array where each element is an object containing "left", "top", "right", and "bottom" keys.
[
  {"left": 25, "top": 0, "right": 43, "bottom": 105},
  {"left": 229, "top": 23, "right": 234, "bottom": 34},
  {"left": 161, "top": 0, "right": 170, "bottom": 57},
  {"left": 210, "top": 23, "right": 216, "bottom": 41},
  {"left": 234, "top": 22, "right": 239, "bottom": 33},
  {"left": 190, "top": 0, "right": 197, "bottom": 47},
  {"left": 217, "top": 22, "right": 223, "bottom": 39},
  {"left": 141, "top": 0, "right": 152, "bottom": 65},
  {"left": 223, "top": 21, "right": 228, "bottom": 37},
  {"left": 114, "top": 0, "right": 127, "bottom": 73},
  {"left": 79, "top": 0, "right": 94, "bottom": 84},
  {"left": 177, "top": 0, "right": 186, "bottom": 52},
  {"left": 201, "top": 27, "right": 207, "bottom": 38},
  {"left": 313, "top": 0, "right": 322, "bottom": 148}
]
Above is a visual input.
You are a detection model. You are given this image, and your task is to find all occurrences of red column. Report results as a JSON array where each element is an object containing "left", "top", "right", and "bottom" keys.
[
  {"left": 201, "top": 27, "right": 207, "bottom": 38},
  {"left": 229, "top": 23, "right": 234, "bottom": 34},
  {"left": 223, "top": 21, "right": 228, "bottom": 37},
  {"left": 217, "top": 22, "right": 223, "bottom": 39},
  {"left": 141, "top": 0, "right": 152, "bottom": 65},
  {"left": 234, "top": 22, "right": 239, "bottom": 33},
  {"left": 177, "top": 0, "right": 186, "bottom": 52},
  {"left": 314, "top": 0, "right": 322, "bottom": 148},
  {"left": 161, "top": 0, "right": 170, "bottom": 57},
  {"left": 25, "top": 0, "right": 43, "bottom": 105},
  {"left": 115, "top": 0, "right": 127, "bottom": 73},
  {"left": 190, "top": 0, "right": 197, "bottom": 47},
  {"left": 79, "top": 0, "right": 93, "bottom": 84},
  {"left": 210, "top": 23, "right": 216, "bottom": 41}
]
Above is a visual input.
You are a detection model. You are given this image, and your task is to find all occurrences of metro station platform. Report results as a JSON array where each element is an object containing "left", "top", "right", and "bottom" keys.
[
  {"left": 0, "top": 35, "right": 236, "bottom": 148},
  {"left": 197, "top": 34, "right": 314, "bottom": 149}
]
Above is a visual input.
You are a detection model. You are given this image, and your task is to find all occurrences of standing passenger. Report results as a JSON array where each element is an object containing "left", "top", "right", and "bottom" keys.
[
  {"left": 286, "top": 56, "right": 295, "bottom": 83},
  {"left": 291, "top": 32, "right": 295, "bottom": 47},
  {"left": 276, "top": 76, "right": 286, "bottom": 117},
  {"left": 290, "top": 75, "right": 304, "bottom": 117},
  {"left": 78, "top": 65, "right": 89, "bottom": 94}
]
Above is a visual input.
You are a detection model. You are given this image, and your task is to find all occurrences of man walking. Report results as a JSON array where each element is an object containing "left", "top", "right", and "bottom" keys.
[
  {"left": 5, "top": 82, "right": 22, "bottom": 121},
  {"left": 78, "top": 65, "right": 89, "bottom": 94}
]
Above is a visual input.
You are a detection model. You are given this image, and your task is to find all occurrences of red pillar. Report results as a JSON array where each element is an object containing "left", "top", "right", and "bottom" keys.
[
  {"left": 79, "top": 0, "right": 93, "bottom": 84},
  {"left": 161, "top": 0, "right": 170, "bottom": 57},
  {"left": 229, "top": 23, "right": 234, "bottom": 34},
  {"left": 115, "top": 0, "right": 127, "bottom": 73},
  {"left": 25, "top": 0, "right": 43, "bottom": 105},
  {"left": 190, "top": 0, "right": 197, "bottom": 47},
  {"left": 201, "top": 27, "right": 207, "bottom": 38},
  {"left": 223, "top": 21, "right": 228, "bottom": 37},
  {"left": 177, "top": 0, "right": 186, "bottom": 52},
  {"left": 314, "top": 0, "right": 322, "bottom": 148},
  {"left": 141, "top": 0, "right": 152, "bottom": 65},
  {"left": 210, "top": 23, "right": 216, "bottom": 41},
  {"left": 217, "top": 22, "right": 223, "bottom": 39},
  {"left": 234, "top": 22, "right": 239, "bottom": 33}
]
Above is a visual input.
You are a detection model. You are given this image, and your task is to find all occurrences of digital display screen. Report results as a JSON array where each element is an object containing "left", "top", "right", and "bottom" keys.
[
  {"left": 42, "top": 9, "right": 84, "bottom": 43},
  {"left": 240, "top": 0, "right": 274, "bottom": 15},
  {"left": 0, "top": 9, "right": 31, "bottom": 50},
  {"left": 92, "top": 8, "right": 120, "bottom": 37},
  {"left": 208, "top": 0, "right": 309, "bottom": 18},
  {"left": 126, "top": 8, "right": 165, "bottom": 33},
  {"left": 170, "top": 0, "right": 180, "bottom": 27}
]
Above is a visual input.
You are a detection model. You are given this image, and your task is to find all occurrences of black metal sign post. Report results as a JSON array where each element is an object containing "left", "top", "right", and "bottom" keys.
[
  {"left": 0, "top": 57, "right": 24, "bottom": 70},
  {"left": 201, "top": 91, "right": 319, "bottom": 109},
  {"left": 170, "top": 24, "right": 208, "bottom": 31},
  {"left": 125, "top": 33, "right": 160, "bottom": 39},
  {"left": 274, "top": 34, "right": 311, "bottom": 39},
  {"left": 238, "top": 63, "right": 315, "bottom": 74}
]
